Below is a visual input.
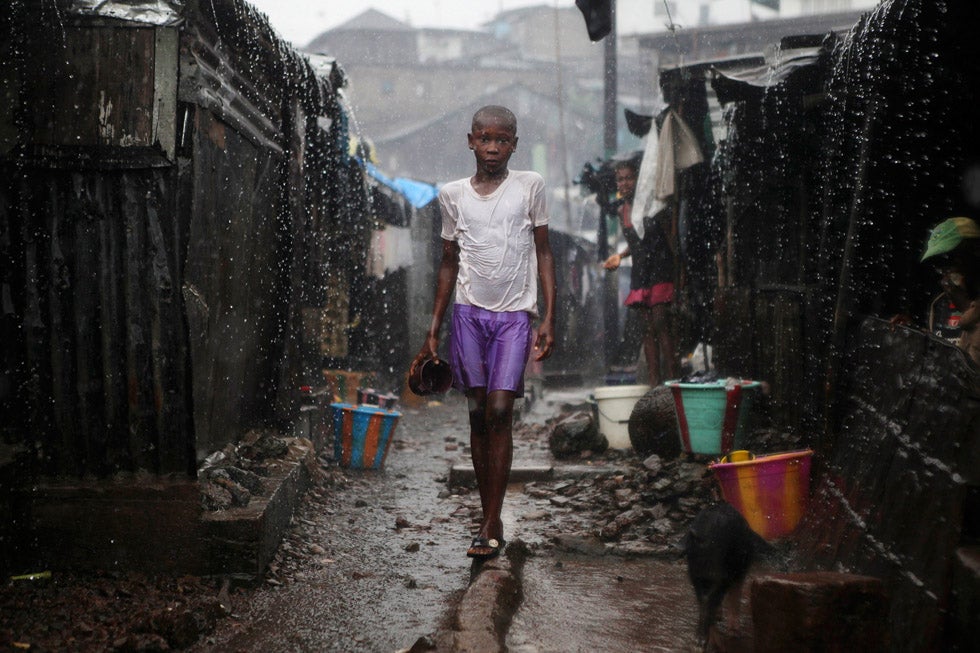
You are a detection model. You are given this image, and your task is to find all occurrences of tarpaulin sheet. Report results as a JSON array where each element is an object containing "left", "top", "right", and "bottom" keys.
[
  {"left": 364, "top": 162, "right": 438, "bottom": 209},
  {"left": 712, "top": 47, "right": 822, "bottom": 104}
]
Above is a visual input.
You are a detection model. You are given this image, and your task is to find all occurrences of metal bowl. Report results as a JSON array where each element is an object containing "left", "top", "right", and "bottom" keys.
[{"left": 408, "top": 358, "right": 453, "bottom": 396}]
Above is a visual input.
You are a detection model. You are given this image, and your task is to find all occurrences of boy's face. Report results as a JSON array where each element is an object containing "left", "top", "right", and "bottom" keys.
[
  {"left": 615, "top": 166, "right": 637, "bottom": 201},
  {"left": 468, "top": 117, "right": 517, "bottom": 175},
  {"left": 940, "top": 265, "right": 973, "bottom": 311}
]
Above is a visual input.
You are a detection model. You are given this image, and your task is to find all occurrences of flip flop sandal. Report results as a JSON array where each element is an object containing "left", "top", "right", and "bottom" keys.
[{"left": 466, "top": 536, "right": 505, "bottom": 559}]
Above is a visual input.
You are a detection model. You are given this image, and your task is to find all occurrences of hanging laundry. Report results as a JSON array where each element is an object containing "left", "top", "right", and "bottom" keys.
[
  {"left": 366, "top": 226, "right": 414, "bottom": 279},
  {"left": 632, "top": 109, "right": 704, "bottom": 238},
  {"left": 632, "top": 121, "right": 662, "bottom": 238},
  {"left": 654, "top": 109, "right": 704, "bottom": 200}
]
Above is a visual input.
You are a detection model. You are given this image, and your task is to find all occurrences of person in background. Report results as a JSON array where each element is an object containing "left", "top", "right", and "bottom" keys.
[
  {"left": 920, "top": 216, "right": 980, "bottom": 364},
  {"left": 602, "top": 158, "right": 679, "bottom": 385},
  {"left": 411, "top": 105, "right": 556, "bottom": 560}
]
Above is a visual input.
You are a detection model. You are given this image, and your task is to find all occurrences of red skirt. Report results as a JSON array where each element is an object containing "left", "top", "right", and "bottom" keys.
[{"left": 625, "top": 282, "right": 674, "bottom": 307}]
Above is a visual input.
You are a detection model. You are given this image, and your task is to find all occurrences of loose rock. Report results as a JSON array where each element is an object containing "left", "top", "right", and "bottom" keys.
[
  {"left": 548, "top": 411, "right": 607, "bottom": 458},
  {"left": 628, "top": 386, "right": 681, "bottom": 458}
]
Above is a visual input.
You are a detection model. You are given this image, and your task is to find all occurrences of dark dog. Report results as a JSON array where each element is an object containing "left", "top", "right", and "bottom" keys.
[{"left": 683, "top": 503, "right": 756, "bottom": 650}]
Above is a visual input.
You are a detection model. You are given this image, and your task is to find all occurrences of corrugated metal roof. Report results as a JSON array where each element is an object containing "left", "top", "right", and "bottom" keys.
[
  {"left": 711, "top": 46, "right": 824, "bottom": 104},
  {"left": 69, "top": 0, "right": 184, "bottom": 26}
]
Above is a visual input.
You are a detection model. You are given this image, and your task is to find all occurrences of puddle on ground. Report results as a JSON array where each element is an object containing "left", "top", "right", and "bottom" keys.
[{"left": 507, "top": 555, "right": 698, "bottom": 652}]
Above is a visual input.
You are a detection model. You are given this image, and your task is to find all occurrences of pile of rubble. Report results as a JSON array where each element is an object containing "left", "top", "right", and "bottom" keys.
[
  {"left": 521, "top": 447, "right": 721, "bottom": 557},
  {"left": 508, "top": 387, "right": 802, "bottom": 558},
  {"left": 198, "top": 429, "right": 293, "bottom": 511}
]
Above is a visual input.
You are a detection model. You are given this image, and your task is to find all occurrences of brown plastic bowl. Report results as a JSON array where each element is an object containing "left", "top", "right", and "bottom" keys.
[{"left": 408, "top": 358, "right": 453, "bottom": 396}]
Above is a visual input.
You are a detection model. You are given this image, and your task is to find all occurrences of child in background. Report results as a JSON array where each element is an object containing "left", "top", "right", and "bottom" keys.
[
  {"left": 920, "top": 217, "right": 980, "bottom": 364},
  {"left": 603, "top": 158, "right": 678, "bottom": 385}
]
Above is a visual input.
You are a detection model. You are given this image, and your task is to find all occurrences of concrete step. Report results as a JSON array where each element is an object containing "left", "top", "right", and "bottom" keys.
[{"left": 201, "top": 438, "right": 316, "bottom": 579}]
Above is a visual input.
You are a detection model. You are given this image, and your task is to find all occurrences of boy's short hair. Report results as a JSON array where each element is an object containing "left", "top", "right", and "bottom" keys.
[
  {"left": 613, "top": 159, "right": 639, "bottom": 175},
  {"left": 472, "top": 105, "right": 517, "bottom": 133}
]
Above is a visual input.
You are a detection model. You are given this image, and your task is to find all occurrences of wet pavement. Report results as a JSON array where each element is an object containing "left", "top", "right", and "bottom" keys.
[
  {"left": 505, "top": 389, "right": 699, "bottom": 652},
  {"left": 189, "top": 385, "right": 705, "bottom": 652},
  {"left": 193, "top": 397, "right": 476, "bottom": 652},
  {"left": 508, "top": 556, "right": 697, "bottom": 652}
]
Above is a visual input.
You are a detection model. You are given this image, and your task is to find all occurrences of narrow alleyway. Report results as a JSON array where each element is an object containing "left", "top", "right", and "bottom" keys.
[
  {"left": 193, "top": 397, "right": 477, "bottom": 652},
  {"left": 194, "top": 389, "right": 701, "bottom": 652},
  {"left": 2, "top": 387, "right": 714, "bottom": 652}
]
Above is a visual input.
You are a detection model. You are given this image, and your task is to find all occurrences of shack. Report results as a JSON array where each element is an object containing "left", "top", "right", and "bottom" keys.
[
  {"left": 638, "top": 0, "right": 979, "bottom": 648},
  {"left": 0, "top": 0, "right": 377, "bottom": 571}
]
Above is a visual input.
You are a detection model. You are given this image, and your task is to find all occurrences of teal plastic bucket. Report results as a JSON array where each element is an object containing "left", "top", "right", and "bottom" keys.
[{"left": 667, "top": 380, "right": 760, "bottom": 455}]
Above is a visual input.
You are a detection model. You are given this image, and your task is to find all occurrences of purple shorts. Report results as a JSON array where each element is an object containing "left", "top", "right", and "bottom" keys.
[{"left": 450, "top": 304, "right": 533, "bottom": 397}]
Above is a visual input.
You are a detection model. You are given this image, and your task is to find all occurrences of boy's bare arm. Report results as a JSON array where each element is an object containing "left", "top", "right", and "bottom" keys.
[
  {"left": 413, "top": 239, "right": 459, "bottom": 371},
  {"left": 533, "top": 225, "right": 556, "bottom": 361}
]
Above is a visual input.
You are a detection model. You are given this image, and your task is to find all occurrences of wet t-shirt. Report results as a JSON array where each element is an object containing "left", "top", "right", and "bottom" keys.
[{"left": 439, "top": 170, "right": 548, "bottom": 315}]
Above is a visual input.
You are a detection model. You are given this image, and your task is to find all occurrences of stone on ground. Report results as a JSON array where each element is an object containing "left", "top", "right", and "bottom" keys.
[{"left": 628, "top": 386, "right": 680, "bottom": 458}]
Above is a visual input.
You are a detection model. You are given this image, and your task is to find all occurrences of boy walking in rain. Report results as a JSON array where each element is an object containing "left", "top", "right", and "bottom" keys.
[{"left": 412, "top": 105, "right": 556, "bottom": 559}]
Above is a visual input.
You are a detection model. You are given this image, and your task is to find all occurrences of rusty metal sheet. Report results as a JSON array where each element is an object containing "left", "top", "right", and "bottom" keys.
[
  {"left": 26, "top": 26, "right": 161, "bottom": 151},
  {"left": 796, "top": 317, "right": 980, "bottom": 652},
  {"left": 181, "top": 107, "right": 288, "bottom": 458},
  {"left": 17, "top": 168, "right": 194, "bottom": 477},
  {"left": 68, "top": 0, "right": 184, "bottom": 26},
  {"left": 4, "top": 0, "right": 370, "bottom": 480}
]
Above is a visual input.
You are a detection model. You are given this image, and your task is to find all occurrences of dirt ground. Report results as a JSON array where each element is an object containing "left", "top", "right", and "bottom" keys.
[
  {"left": 1, "top": 389, "right": 773, "bottom": 651},
  {"left": 1, "top": 571, "right": 229, "bottom": 652}
]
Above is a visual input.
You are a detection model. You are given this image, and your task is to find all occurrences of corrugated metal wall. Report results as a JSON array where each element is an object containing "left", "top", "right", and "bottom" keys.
[
  {"left": 797, "top": 318, "right": 980, "bottom": 651},
  {"left": 3, "top": 14, "right": 196, "bottom": 477},
  {"left": 2, "top": 0, "right": 368, "bottom": 477},
  {"left": 703, "top": 0, "right": 978, "bottom": 438},
  {"left": 181, "top": 107, "right": 287, "bottom": 458},
  {"left": 16, "top": 168, "right": 194, "bottom": 476}
]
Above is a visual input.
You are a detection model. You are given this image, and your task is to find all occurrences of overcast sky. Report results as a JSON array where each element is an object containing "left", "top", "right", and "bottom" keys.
[{"left": 246, "top": 0, "right": 555, "bottom": 48}]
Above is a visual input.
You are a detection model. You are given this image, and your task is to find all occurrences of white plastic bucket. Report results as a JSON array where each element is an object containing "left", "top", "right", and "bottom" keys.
[{"left": 593, "top": 384, "right": 650, "bottom": 449}]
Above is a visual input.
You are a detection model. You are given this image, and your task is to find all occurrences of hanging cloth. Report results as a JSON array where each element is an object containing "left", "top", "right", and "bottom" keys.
[
  {"left": 366, "top": 226, "right": 414, "bottom": 279},
  {"left": 632, "top": 109, "right": 704, "bottom": 238},
  {"left": 654, "top": 109, "right": 704, "bottom": 200}
]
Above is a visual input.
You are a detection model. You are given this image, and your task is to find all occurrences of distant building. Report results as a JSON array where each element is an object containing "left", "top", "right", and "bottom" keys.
[
  {"left": 302, "top": 2, "right": 882, "bottom": 186},
  {"left": 371, "top": 82, "right": 600, "bottom": 190},
  {"left": 307, "top": 8, "right": 503, "bottom": 67},
  {"left": 304, "top": 7, "right": 609, "bottom": 187},
  {"left": 482, "top": 5, "right": 605, "bottom": 62}
]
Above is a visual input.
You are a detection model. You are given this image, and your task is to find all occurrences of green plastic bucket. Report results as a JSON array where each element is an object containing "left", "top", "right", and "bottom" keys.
[{"left": 667, "top": 380, "right": 760, "bottom": 455}]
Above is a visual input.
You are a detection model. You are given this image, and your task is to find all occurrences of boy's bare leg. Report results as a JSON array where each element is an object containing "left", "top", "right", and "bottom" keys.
[
  {"left": 467, "top": 389, "right": 491, "bottom": 518},
  {"left": 467, "top": 388, "right": 515, "bottom": 544},
  {"left": 641, "top": 308, "right": 660, "bottom": 385},
  {"left": 649, "top": 304, "right": 678, "bottom": 384}
]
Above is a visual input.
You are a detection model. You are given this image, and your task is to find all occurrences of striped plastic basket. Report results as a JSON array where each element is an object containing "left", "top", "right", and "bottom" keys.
[
  {"left": 709, "top": 449, "right": 814, "bottom": 540},
  {"left": 330, "top": 403, "right": 401, "bottom": 470}
]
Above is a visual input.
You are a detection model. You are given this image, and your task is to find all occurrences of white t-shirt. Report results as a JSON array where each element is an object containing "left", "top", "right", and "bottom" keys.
[{"left": 439, "top": 170, "right": 548, "bottom": 315}]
